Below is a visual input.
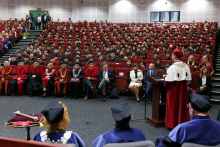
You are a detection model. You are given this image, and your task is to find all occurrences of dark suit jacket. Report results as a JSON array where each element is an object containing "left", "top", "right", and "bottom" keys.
[
  {"left": 143, "top": 70, "right": 158, "bottom": 84},
  {"left": 47, "top": 16, "right": 51, "bottom": 22},
  {"left": 197, "top": 75, "right": 211, "bottom": 88},
  {"left": 98, "top": 69, "right": 115, "bottom": 83},
  {"left": 41, "top": 15, "right": 47, "bottom": 23}
]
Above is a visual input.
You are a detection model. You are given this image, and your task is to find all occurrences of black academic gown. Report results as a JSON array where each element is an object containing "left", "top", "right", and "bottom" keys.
[{"left": 26, "top": 67, "right": 42, "bottom": 95}]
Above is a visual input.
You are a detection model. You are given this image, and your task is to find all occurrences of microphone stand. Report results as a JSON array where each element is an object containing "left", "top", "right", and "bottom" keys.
[{"left": 131, "top": 68, "right": 149, "bottom": 121}]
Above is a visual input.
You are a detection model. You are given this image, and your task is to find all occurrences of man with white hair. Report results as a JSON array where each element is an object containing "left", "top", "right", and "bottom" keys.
[
  {"left": 163, "top": 49, "right": 191, "bottom": 129},
  {"left": 41, "top": 12, "right": 48, "bottom": 29},
  {"left": 0, "top": 61, "right": 13, "bottom": 95}
]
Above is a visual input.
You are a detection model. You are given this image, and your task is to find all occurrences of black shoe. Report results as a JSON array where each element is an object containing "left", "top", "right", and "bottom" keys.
[
  {"left": 34, "top": 88, "right": 38, "bottom": 91},
  {"left": 102, "top": 96, "right": 106, "bottom": 102},
  {"left": 142, "top": 94, "right": 146, "bottom": 98},
  {"left": 64, "top": 95, "right": 67, "bottom": 99},
  {"left": 29, "top": 94, "right": 32, "bottom": 97},
  {"left": 54, "top": 95, "right": 57, "bottom": 98},
  {"left": 148, "top": 99, "right": 152, "bottom": 104},
  {"left": 70, "top": 95, "right": 74, "bottom": 99}
]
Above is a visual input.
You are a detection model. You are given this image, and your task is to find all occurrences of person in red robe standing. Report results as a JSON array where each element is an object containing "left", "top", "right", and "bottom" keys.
[
  {"left": 0, "top": 61, "right": 13, "bottom": 95},
  {"left": 54, "top": 62, "right": 69, "bottom": 99},
  {"left": 26, "top": 61, "right": 43, "bottom": 97},
  {"left": 9, "top": 61, "right": 28, "bottom": 96},
  {"left": 83, "top": 61, "right": 99, "bottom": 100},
  {"left": 163, "top": 49, "right": 191, "bottom": 129},
  {"left": 41, "top": 63, "right": 57, "bottom": 97}
]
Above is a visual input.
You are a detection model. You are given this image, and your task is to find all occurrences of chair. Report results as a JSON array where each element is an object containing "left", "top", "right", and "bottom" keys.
[
  {"left": 189, "top": 66, "right": 194, "bottom": 73},
  {"left": 0, "top": 136, "right": 76, "bottom": 147},
  {"left": 114, "top": 68, "right": 128, "bottom": 92},
  {"left": 111, "top": 63, "right": 123, "bottom": 68},
  {"left": 103, "top": 141, "right": 155, "bottom": 147},
  {"left": 161, "top": 60, "right": 170, "bottom": 66},
  {"left": 181, "top": 142, "right": 220, "bottom": 147},
  {"left": 191, "top": 71, "right": 201, "bottom": 93}
]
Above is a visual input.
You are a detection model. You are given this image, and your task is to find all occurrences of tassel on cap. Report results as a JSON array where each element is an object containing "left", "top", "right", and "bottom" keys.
[
  {"left": 39, "top": 122, "right": 44, "bottom": 128},
  {"left": 4, "top": 122, "right": 7, "bottom": 130}
]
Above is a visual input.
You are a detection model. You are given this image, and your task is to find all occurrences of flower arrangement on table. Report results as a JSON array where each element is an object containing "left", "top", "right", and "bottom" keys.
[{"left": 21, "top": 32, "right": 29, "bottom": 37}]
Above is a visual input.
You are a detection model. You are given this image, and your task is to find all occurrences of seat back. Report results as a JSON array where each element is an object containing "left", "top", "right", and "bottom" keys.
[
  {"left": 103, "top": 141, "right": 155, "bottom": 147},
  {"left": 181, "top": 142, "right": 220, "bottom": 147},
  {"left": 115, "top": 68, "right": 128, "bottom": 77},
  {"left": 0, "top": 136, "right": 68, "bottom": 147},
  {"left": 192, "top": 71, "right": 201, "bottom": 89}
]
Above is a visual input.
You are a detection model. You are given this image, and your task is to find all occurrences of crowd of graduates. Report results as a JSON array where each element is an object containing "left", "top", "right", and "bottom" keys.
[
  {"left": 0, "top": 19, "right": 217, "bottom": 100},
  {"left": 0, "top": 18, "right": 219, "bottom": 147}
]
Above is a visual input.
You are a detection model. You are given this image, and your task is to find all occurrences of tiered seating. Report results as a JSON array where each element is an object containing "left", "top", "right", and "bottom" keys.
[
  {"left": 0, "top": 20, "right": 26, "bottom": 55},
  {"left": 15, "top": 21, "right": 218, "bottom": 95}
]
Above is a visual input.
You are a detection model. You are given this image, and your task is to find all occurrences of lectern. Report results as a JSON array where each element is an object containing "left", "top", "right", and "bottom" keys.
[{"left": 147, "top": 75, "right": 166, "bottom": 128}]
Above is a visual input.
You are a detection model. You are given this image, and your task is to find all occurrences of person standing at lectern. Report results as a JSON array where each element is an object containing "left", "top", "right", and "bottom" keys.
[{"left": 163, "top": 49, "right": 191, "bottom": 129}]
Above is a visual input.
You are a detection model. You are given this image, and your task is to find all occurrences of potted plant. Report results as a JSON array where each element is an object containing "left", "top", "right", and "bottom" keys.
[{"left": 21, "top": 32, "right": 29, "bottom": 39}]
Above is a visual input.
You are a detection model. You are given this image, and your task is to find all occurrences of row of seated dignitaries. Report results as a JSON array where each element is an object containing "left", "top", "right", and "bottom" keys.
[
  {"left": 0, "top": 60, "right": 116, "bottom": 101},
  {"left": 33, "top": 95, "right": 220, "bottom": 147}
]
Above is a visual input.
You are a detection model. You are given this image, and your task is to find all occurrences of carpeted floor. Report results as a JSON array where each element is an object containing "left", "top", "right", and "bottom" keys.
[{"left": 0, "top": 95, "right": 219, "bottom": 147}]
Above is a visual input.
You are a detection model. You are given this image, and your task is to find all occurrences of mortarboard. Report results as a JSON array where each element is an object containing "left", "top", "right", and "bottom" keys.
[
  {"left": 111, "top": 102, "right": 132, "bottom": 122},
  {"left": 89, "top": 61, "right": 94, "bottom": 64},
  {"left": 41, "top": 99, "right": 64, "bottom": 123},
  {"left": 189, "top": 93, "right": 211, "bottom": 112}
]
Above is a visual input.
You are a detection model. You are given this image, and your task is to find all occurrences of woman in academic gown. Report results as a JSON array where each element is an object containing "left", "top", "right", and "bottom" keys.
[{"left": 33, "top": 100, "right": 85, "bottom": 147}]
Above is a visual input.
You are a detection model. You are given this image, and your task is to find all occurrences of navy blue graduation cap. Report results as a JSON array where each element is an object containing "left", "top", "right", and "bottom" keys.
[
  {"left": 111, "top": 102, "right": 132, "bottom": 122},
  {"left": 61, "top": 62, "right": 67, "bottom": 65},
  {"left": 74, "top": 62, "right": 80, "bottom": 65},
  {"left": 189, "top": 93, "right": 211, "bottom": 112},
  {"left": 41, "top": 99, "right": 64, "bottom": 123},
  {"left": 89, "top": 61, "right": 94, "bottom": 64},
  {"left": 24, "top": 55, "right": 29, "bottom": 58}
]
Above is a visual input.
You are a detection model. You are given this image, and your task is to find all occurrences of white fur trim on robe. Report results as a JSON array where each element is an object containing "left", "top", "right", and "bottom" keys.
[{"left": 165, "top": 61, "right": 192, "bottom": 82}]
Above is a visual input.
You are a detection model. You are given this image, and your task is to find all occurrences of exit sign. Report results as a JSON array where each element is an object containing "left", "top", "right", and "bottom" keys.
[{"left": 37, "top": 8, "right": 41, "bottom": 10}]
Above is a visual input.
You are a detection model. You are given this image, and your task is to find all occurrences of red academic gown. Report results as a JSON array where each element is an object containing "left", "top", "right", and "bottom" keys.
[
  {"left": 84, "top": 68, "right": 99, "bottom": 89},
  {"left": 12, "top": 66, "right": 28, "bottom": 95},
  {"left": 54, "top": 68, "right": 69, "bottom": 94},
  {"left": 163, "top": 76, "right": 190, "bottom": 129},
  {"left": 0, "top": 66, "right": 13, "bottom": 94},
  {"left": 42, "top": 68, "right": 57, "bottom": 87}
]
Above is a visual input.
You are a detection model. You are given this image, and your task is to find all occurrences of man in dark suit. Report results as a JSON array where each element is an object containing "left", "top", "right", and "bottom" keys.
[
  {"left": 41, "top": 12, "right": 47, "bottom": 29},
  {"left": 47, "top": 13, "right": 51, "bottom": 22},
  {"left": 107, "top": 52, "right": 120, "bottom": 62},
  {"left": 143, "top": 63, "right": 158, "bottom": 104},
  {"left": 98, "top": 63, "right": 115, "bottom": 102}
]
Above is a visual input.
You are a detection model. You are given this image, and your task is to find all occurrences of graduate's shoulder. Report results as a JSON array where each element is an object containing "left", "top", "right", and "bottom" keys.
[{"left": 131, "top": 127, "right": 145, "bottom": 135}]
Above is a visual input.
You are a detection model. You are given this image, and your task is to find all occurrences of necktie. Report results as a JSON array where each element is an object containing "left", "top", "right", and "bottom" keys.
[
  {"left": 19, "top": 67, "right": 21, "bottom": 76},
  {"left": 90, "top": 69, "right": 93, "bottom": 77}
]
